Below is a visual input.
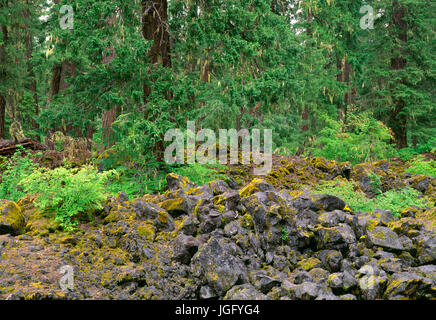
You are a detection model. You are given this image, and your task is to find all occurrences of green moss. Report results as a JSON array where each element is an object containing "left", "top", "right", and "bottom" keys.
[
  {"left": 158, "top": 198, "right": 185, "bottom": 212},
  {"left": 296, "top": 257, "right": 322, "bottom": 271},
  {"left": 239, "top": 178, "right": 264, "bottom": 198},
  {"left": 239, "top": 213, "right": 254, "bottom": 229},
  {"left": 137, "top": 222, "right": 156, "bottom": 241}
]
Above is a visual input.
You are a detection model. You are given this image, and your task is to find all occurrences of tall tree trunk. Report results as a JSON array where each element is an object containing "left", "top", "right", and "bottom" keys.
[
  {"left": 141, "top": 0, "right": 171, "bottom": 163},
  {"left": 48, "top": 60, "right": 75, "bottom": 134},
  {"left": 142, "top": 0, "right": 171, "bottom": 100},
  {"left": 337, "top": 56, "right": 352, "bottom": 122},
  {"left": 301, "top": 7, "right": 312, "bottom": 134},
  {"left": 0, "top": 94, "right": 5, "bottom": 139},
  {"left": 101, "top": 14, "right": 118, "bottom": 147},
  {"left": 47, "top": 0, "right": 76, "bottom": 135},
  {"left": 296, "top": 8, "right": 312, "bottom": 156},
  {"left": 390, "top": 1, "right": 408, "bottom": 149},
  {"left": 0, "top": 20, "right": 7, "bottom": 139},
  {"left": 24, "top": 5, "right": 39, "bottom": 139}
]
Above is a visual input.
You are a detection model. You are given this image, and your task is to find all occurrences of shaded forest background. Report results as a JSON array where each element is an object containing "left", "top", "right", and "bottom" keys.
[{"left": 0, "top": 0, "right": 434, "bottom": 168}]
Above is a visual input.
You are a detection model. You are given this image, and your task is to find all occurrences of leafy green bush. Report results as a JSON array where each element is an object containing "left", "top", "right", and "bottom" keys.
[
  {"left": 0, "top": 147, "right": 40, "bottom": 202},
  {"left": 406, "top": 156, "right": 436, "bottom": 178},
  {"left": 375, "top": 188, "right": 428, "bottom": 218},
  {"left": 311, "top": 112, "right": 396, "bottom": 164},
  {"left": 20, "top": 165, "right": 116, "bottom": 230},
  {"left": 313, "top": 179, "right": 427, "bottom": 218},
  {"left": 105, "top": 163, "right": 228, "bottom": 199},
  {"left": 105, "top": 165, "right": 167, "bottom": 199},
  {"left": 396, "top": 138, "right": 436, "bottom": 160},
  {"left": 172, "top": 163, "right": 228, "bottom": 186}
]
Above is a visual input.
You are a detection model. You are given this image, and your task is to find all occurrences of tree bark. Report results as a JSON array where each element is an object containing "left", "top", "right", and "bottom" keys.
[
  {"left": 301, "top": 8, "right": 312, "bottom": 134},
  {"left": 390, "top": 1, "right": 408, "bottom": 149},
  {"left": 141, "top": 0, "right": 171, "bottom": 163},
  {"left": 101, "top": 14, "right": 118, "bottom": 147},
  {"left": 0, "top": 22, "right": 7, "bottom": 139},
  {"left": 0, "top": 94, "right": 5, "bottom": 139},
  {"left": 24, "top": 5, "right": 39, "bottom": 137},
  {"left": 337, "top": 56, "right": 352, "bottom": 122},
  {"left": 142, "top": 0, "right": 171, "bottom": 100},
  {"left": 296, "top": 8, "right": 312, "bottom": 156}
]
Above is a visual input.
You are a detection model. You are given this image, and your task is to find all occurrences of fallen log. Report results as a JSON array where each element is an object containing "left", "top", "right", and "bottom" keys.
[{"left": 0, "top": 138, "right": 48, "bottom": 156}]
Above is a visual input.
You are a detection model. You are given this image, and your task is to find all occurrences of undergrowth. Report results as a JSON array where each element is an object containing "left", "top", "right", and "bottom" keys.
[
  {"left": 19, "top": 165, "right": 116, "bottom": 230},
  {"left": 313, "top": 178, "right": 428, "bottom": 218},
  {"left": 406, "top": 156, "right": 436, "bottom": 178}
]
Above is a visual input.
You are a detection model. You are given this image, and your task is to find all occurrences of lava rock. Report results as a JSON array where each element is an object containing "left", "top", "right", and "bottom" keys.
[
  {"left": 173, "top": 234, "right": 201, "bottom": 265},
  {"left": 191, "top": 236, "right": 248, "bottom": 295},
  {"left": 366, "top": 226, "right": 405, "bottom": 252}
]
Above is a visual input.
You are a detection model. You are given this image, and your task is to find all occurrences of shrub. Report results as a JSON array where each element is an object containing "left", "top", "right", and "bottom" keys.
[
  {"left": 105, "top": 164, "right": 167, "bottom": 199},
  {"left": 172, "top": 163, "right": 228, "bottom": 186},
  {"left": 0, "top": 146, "right": 40, "bottom": 202},
  {"left": 313, "top": 178, "right": 427, "bottom": 218},
  {"left": 406, "top": 156, "right": 436, "bottom": 178},
  {"left": 19, "top": 165, "right": 116, "bottom": 230},
  {"left": 105, "top": 163, "right": 228, "bottom": 200},
  {"left": 311, "top": 112, "right": 396, "bottom": 164}
]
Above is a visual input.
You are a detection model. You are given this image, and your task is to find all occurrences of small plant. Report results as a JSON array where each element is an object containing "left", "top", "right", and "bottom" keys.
[
  {"left": 280, "top": 226, "right": 289, "bottom": 242},
  {"left": 19, "top": 165, "right": 116, "bottom": 231},
  {"left": 0, "top": 146, "right": 40, "bottom": 202},
  {"left": 368, "top": 171, "right": 382, "bottom": 196}
]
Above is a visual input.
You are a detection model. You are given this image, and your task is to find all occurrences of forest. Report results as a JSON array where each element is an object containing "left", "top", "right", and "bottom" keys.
[{"left": 0, "top": 0, "right": 435, "bottom": 301}]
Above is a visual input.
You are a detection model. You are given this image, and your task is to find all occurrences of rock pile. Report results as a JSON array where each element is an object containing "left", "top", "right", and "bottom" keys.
[{"left": 1, "top": 168, "right": 434, "bottom": 300}]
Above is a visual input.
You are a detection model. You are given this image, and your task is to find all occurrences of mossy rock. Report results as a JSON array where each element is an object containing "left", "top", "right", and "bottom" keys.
[
  {"left": 0, "top": 199, "right": 26, "bottom": 235},
  {"left": 158, "top": 197, "right": 190, "bottom": 217},
  {"left": 296, "top": 257, "right": 322, "bottom": 271},
  {"left": 365, "top": 226, "right": 405, "bottom": 251},
  {"left": 239, "top": 178, "right": 275, "bottom": 198},
  {"left": 137, "top": 221, "right": 156, "bottom": 241}
]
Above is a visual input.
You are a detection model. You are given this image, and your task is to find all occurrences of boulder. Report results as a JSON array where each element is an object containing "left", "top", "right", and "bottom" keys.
[
  {"left": 0, "top": 200, "right": 26, "bottom": 235},
  {"left": 249, "top": 271, "right": 282, "bottom": 294},
  {"left": 199, "top": 285, "right": 217, "bottom": 299},
  {"left": 384, "top": 272, "right": 432, "bottom": 299},
  {"left": 282, "top": 280, "right": 322, "bottom": 300},
  {"left": 209, "top": 180, "right": 231, "bottom": 195},
  {"left": 173, "top": 234, "right": 201, "bottom": 265},
  {"left": 131, "top": 200, "right": 175, "bottom": 231},
  {"left": 414, "top": 234, "right": 436, "bottom": 265},
  {"left": 312, "top": 194, "right": 346, "bottom": 212},
  {"left": 317, "top": 250, "right": 343, "bottom": 272},
  {"left": 158, "top": 197, "right": 192, "bottom": 217},
  {"left": 365, "top": 226, "right": 405, "bottom": 252},
  {"left": 166, "top": 173, "right": 197, "bottom": 192},
  {"left": 357, "top": 264, "right": 388, "bottom": 300},
  {"left": 223, "top": 284, "right": 268, "bottom": 300},
  {"left": 191, "top": 236, "right": 248, "bottom": 295},
  {"left": 316, "top": 224, "right": 356, "bottom": 252},
  {"left": 239, "top": 179, "right": 275, "bottom": 198}
]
